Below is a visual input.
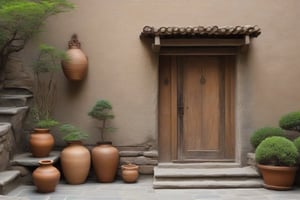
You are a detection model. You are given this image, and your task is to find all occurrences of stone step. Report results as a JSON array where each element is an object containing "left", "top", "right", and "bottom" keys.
[
  {"left": 153, "top": 179, "right": 263, "bottom": 189},
  {"left": 153, "top": 166, "right": 262, "bottom": 189},
  {"left": 0, "top": 123, "right": 11, "bottom": 137},
  {"left": 11, "top": 151, "right": 61, "bottom": 167},
  {"left": 0, "top": 107, "right": 28, "bottom": 116},
  {"left": 158, "top": 162, "right": 240, "bottom": 169},
  {"left": 0, "top": 94, "right": 32, "bottom": 107},
  {"left": 0, "top": 170, "right": 21, "bottom": 194},
  {"left": 154, "top": 166, "right": 260, "bottom": 178}
]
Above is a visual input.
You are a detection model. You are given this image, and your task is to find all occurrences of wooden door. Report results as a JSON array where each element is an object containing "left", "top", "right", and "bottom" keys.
[
  {"left": 178, "top": 56, "right": 224, "bottom": 161},
  {"left": 159, "top": 55, "right": 235, "bottom": 162}
]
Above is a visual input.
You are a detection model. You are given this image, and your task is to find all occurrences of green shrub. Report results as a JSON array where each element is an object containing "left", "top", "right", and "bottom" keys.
[
  {"left": 279, "top": 111, "right": 300, "bottom": 131},
  {"left": 250, "top": 127, "right": 284, "bottom": 148},
  {"left": 59, "top": 124, "right": 88, "bottom": 142},
  {"left": 294, "top": 137, "right": 300, "bottom": 153},
  {"left": 255, "top": 136, "right": 298, "bottom": 166},
  {"left": 36, "top": 119, "right": 59, "bottom": 129}
]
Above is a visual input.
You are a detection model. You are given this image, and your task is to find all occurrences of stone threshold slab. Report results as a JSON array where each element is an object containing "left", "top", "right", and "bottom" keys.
[{"left": 11, "top": 151, "right": 60, "bottom": 167}]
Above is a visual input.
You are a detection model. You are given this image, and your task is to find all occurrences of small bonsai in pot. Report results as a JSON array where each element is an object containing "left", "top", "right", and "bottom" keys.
[
  {"left": 255, "top": 136, "right": 299, "bottom": 190},
  {"left": 88, "top": 100, "right": 115, "bottom": 143},
  {"left": 250, "top": 127, "right": 285, "bottom": 149},
  {"left": 279, "top": 111, "right": 300, "bottom": 140},
  {"left": 59, "top": 124, "right": 90, "bottom": 185},
  {"left": 88, "top": 100, "right": 119, "bottom": 183}
]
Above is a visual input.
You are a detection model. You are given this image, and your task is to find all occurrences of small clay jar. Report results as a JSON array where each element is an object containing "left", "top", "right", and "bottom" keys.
[
  {"left": 121, "top": 164, "right": 139, "bottom": 183},
  {"left": 32, "top": 160, "right": 60, "bottom": 193},
  {"left": 30, "top": 128, "right": 54, "bottom": 157}
]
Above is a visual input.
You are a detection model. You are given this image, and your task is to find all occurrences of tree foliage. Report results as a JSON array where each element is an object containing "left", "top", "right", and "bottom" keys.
[
  {"left": 0, "top": 0, "right": 74, "bottom": 71},
  {"left": 88, "top": 100, "right": 116, "bottom": 142}
]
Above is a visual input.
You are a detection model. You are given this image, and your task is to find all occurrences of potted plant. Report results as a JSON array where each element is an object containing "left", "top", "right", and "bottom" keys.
[
  {"left": 255, "top": 136, "right": 299, "bottom": 190},
  {"left": 59, "top": 124, "right": 90, "bottom": 185},
  {"left": 121, "top": 162, "right": 139, "bottom": 183},
  {"left": 293, "top": 137, "right": 300, "bottom": 185},
  {"left": 88, "top": 100, "right": 119, "bottom": 183},
  {"left": 29, "top": 44, "right": 66, "bottom": 157},
  {"left": 250, "top": 127, "right": 285, "bottom": 149},
  {"left": 279, "top": 111, "right": 300, "bottom": 140}
]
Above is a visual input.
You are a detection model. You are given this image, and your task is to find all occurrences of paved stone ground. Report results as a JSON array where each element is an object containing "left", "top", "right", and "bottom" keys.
[{"left": 3, "top": 176, "right": 300, "bottom": 200}]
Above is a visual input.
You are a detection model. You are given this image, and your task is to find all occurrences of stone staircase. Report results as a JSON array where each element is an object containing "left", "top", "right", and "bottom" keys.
[
  {"left": 0, "top": 90, "right": 33, "bottom": 194},
  {"left": 153, "top": 162, "right": 262, "bottom": 189}
]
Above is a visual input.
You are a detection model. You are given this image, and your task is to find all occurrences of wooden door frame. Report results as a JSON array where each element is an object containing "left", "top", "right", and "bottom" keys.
[{"left": 158, "top": 48, "right": 236, "bottom": 162}]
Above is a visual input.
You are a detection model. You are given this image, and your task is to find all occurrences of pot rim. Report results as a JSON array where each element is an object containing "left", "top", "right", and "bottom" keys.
[
  {"left": 39, "top": 159, "right": 53, "bottom": 165},
  {"left": 121, "top": 164, "right": 139, "bottom": 170}
]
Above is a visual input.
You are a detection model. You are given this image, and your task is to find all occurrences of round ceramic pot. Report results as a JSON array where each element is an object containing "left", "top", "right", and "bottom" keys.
[
  {"left": 92, "top": 142, "right": 119, "bottom": 183},
  {"left": 258, "top": 164, "right": 298, "bottom": 190},
  {"left": 61, "top": 141, "right": 91, "bottom": 184},
  {"left": 121, "top": 164, "right": 139, "bottom": 183},
  {"left": 61, "top": 47, "right": 88, "bottom": 81},
  {"left": 32, "top": 160, "right": 60, "bottom": 193},
  {"left": 29, "top": 128, "right": 54, "bottom": 157}
]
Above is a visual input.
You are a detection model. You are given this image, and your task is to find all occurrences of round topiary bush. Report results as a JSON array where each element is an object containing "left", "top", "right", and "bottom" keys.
[
  {"left": 255, "top": 136, "right": 298, "bottom": 166},
  {"left": 250, "top": 127, "right": 284, "bottom": 148},
  {"left": 294, "top": 136, "right": 300, "bottom": 153},
  {"left": 279, "top": 111, "right": 300, "bottom": 131}
]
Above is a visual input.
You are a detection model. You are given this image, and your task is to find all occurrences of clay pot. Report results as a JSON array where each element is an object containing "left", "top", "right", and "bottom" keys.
[
  {"left": 92, "top": 142, "right": 119, "bottom": 182},
  {"left": 32, "top": 160, "right": 60, "bottom": 193},
  {"left": 258, "top": 164, "right": 298, "bottom": 190},
  {"left": 121, "top": 164, "right": 139, "bottom": 183},
  {"left": 29, "top": 128, "right": 54, "bottom": 157},
  {"left": 61, "top": 141, "right": 91, "bottom": 184},
  {"left": 61, "top": 34, "right": 88, "bottom": 81}
]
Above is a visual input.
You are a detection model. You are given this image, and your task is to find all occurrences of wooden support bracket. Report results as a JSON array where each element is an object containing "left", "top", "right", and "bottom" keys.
[{"left": 152, "top": 36, "right": 161, "bottom": 52}]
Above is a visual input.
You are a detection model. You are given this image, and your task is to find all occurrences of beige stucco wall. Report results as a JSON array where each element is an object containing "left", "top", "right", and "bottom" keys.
[{"left": 22, "top": 0, "right": 300, "bottom": 162}]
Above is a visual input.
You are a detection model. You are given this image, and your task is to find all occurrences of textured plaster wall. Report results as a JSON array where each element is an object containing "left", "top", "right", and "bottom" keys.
[{"left": 21, "top": 0, "right": 300, "bottom": 161}]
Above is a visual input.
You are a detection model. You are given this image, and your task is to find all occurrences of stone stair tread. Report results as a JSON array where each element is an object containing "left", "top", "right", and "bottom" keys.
[
  {"left": 11, "top": 151, "right": 61, "bottom": 167},
  {"left": 153, "top": 179, "right": 263, "bottom": 189},
  {"left": 0, "top": 123, "right": 11, "bottom": 137},
  {"left": 0, "top": 94, "right": 32, "bottom": 99},
  {"left": 0, "top": 107, "right": 28, "bottom": 114},
  {"left": 154, "top": 166, "right": 260, "bottom": 178},
  {"left": 0, "top": 170, "right": 20, "bottom": 186},
  {"left": 158, "top": 162, "right": 240, "bottom": 169}
]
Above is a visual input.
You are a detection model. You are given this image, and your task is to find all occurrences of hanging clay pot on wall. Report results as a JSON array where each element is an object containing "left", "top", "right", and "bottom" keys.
[
  {"left": 92, "top": 142, "right": 119, "bottom": 183},
  {"left": 61, "top": 141, "right": 91, "bottom": 184},
  {"left": 29, "top": 128, "right": 54, "bottom": 157},
  {"left": 32, "top": 160, "right": 60, "bottom": 193},
  {"left": 61, "top": 34, "right": 88, "bottom": 81},
  {"left": 121, "top": 163, "right": 139, "bottom": 183}
]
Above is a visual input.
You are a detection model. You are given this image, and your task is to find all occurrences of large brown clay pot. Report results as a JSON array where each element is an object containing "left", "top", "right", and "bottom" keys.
[
  {"left": 32, "top": 160, "right": 60, "bottom": 193},
  {"left": 258, "top": 164, "right": 298, "bottom": 190},
  {"left": 61, "top": 34, "right": 88, "bottom": 81},
  {"left": 61, "top": 141, "right": 91, "bottom": 184},
  {"left": 92, "top": 142, "right": 119, "bottom": 182},
  {"left": 121, "top": 164, "right": 139, "bottom": 183},
  {"left": 29, "top": 128, "right": 54, "bottom": 157}
]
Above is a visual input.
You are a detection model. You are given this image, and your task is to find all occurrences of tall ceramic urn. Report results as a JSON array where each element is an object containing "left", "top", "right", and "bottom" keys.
[
  {"left": 61, "top": 141, "right": 91, "bottom": 184},
  {"left": 92, "top": 142, "right": 119, "bottom": 182},
  {"left": 61, "top": 34, "right": 88, "bottom": 81},
  {"left": 32, "top": 160, "right": 60, "bottom": 193}
]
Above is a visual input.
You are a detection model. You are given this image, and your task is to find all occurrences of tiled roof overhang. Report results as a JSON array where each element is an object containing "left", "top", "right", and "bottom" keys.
[{"left": 140, "top": 25, "right": 261, "bottom": 38}]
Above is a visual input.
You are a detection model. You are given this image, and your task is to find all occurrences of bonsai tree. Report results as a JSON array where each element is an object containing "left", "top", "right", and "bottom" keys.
[
  {"left": 255, "top": 136, "right": 298, "bottom": 166},
  {"left": 30, "top": 44, "right": 67, "bottom": 129},
  {"left": 279, "top": 111, "right": 300, "bottom": 131},
  {"left": 294, "top": 137, "right": 300, "bottom": 153},
  {"left": 88, "top": 100, "right": 115, "bottom": 142},
  {"left": 250, "top": 127, "right": 285, "bottom": 149},
  {"left": 59, "top": 124, "right": 88, "bottom": 142},
  {"left": 0, "top": 0, "right": 74, "bottom": 80}
]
